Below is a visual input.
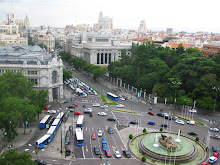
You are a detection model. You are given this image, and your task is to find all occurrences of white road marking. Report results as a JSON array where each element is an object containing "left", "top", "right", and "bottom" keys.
[{"left": 82, "top": 146, "right": 85, "bottom": 159}]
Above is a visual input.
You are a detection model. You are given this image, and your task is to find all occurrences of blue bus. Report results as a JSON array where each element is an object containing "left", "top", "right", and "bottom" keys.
[
  {"left": 76, "top": 115, "right": 84, "bottom": 128},
  {"left": 39, "top": 115, "right": 52, "bottom": 128},
  {"left": 75, "top": 128, "right": 84, "bottom": 146},
  {"left": 56, "top": 112, "right": 64, "bottom": 120},
  {"left": 51, "top": 118, "right": 61, "bottom": 129},
  {"left": 47, "top": 126, "right": 57, "bottom": 139},
  {"left": 107, "top": 92, "right": 119, "bottom": 101},
  {"left": 36, "top": 134, "right": 51, "bottom": 148}
]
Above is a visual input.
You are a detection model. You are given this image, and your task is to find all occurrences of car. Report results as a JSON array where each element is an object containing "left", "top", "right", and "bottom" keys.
[
  {"left": 44, "top": 106, "right": 48, "bottom": 110},
  {"left": 100, "top": 105, "right": 108, "bottom": 109},
  {"left": 108, "top": 127, "right": 114, "bottom": 134},
  {"left": 213, "top": 152, "right": 219, "bottom": 158},
  {"left": 84, "top": 108, "right": 93, "bottom": 114},
  {"left": 209, "top": 156, "right": 218, "bottom": 164},
  {"left": 98, "top": 130, "right": 103, "bottom": 137},
  {"left": 147, "top": 121, "right": 155, "bottom": 125},
  {"left": 105, "top": 150, "right": 112, "bottom": 157},
  {"left": 35, "top": 160, "right": 46, "bottom": 165},
  {"left": 188, "top": 132, "right": 197, "bottom": 136},
  {"left": 94, "top": 146, "right": 100, "bottom": 155},
  {"left": 148, "top": 112, "right": 154, "bottom": 115},
  {"left": 117, "top": 104, "right": 124, "bottom": 108},
  {"left": 189, "top": 109, "right": 197, "bottom": 113},
  {"left": 130, "top": 121, "right": 138, "bottom": 124},
  {"left": 210, "top": 127, "right": 219, "bottom": 132},
  {"left": 73, "top": 103, "right": 78, "bottom": 107},
  {"left": 149, "top": 107, "right": 153, "bottom": 110},
  {"left": 123, "top": 150, "right": 131, "bottom": 158},
  {"left": 120, "top": 97, "right": 126, "bottom": 101},
  {"left": 91, "top": 133, "right": 96, "bottom": 140},
  {"left": 82, "top": 104, "right": 86, "bottom": 107},
  {"left": 47, "top": 110, "right": 56, "bottom": 114},
  {"left": 201, "top": 163, "right": 210, "bottom": 165},
  {"left": 175, "top": 119, "right": 185, "bottom": 125},
  {"left": 187, "top": 120, "right": 195, "bottom": 125},
  {"left": 74, "top": 111, "right": 81, "bottom": 115},
  {"left": 160, "top": 124, "right": 168, "bottom": 127},
  {"left": 212, "top": 147, "right": 217, "bottom": 152},
  {"left": 93, "top": 103, "right": 100, "bottom": 107},
  {"left": 210, "top": 134, "right": 220, "bottom": 139},
  {"left": 165, "top": 115, "right": 171, "bottom": 120},
  {"left": 107, "top": 117, "right": 116, "bottom": 121},
  {"left": 114, "top": 151, "right": 121, "bottom": 158},
  {"left": 172, "top": 116, "right": 178, "bottom": 120},
  {"left": 102, "top": 143, "right": 108, "bottom": 151},
  {"left": 67, "top": 105, "right": 74, "bottom": 109},
  {"left": 102, "top": 137, "right": 107, "bottom": 144},
  {"left": 97, "top": 112, "right": 107, "bottom": 116},
  {"left": 157, "top": 113, "right": 163, "bottom": 116}
]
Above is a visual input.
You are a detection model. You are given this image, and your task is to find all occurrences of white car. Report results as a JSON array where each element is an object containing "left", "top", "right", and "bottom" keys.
[
  {"left": 93, "top": 103, "right": 100, "bottom": 107},
  {"left": 100, "top": 105, "right": 108, "bottom": 109},
  {"left": 97, "top": 130, "right": 103, "bottom": 137},
  {"left": 117, "top": 104, "right": 124, "bottom": 108},
  {"left": 97, "top": 112, "right": 107, "bottom": 116},
  {"left": 209, "top": 156, "right": 218, "bottom": 164},
  {"left": 47, "top": 110, "right": 56, "bottom": 114},
  {"left": 210, "top": 127, "right": 219, "bottom": 132},
  {"left": 175, "top": 119, "right": 184, "bottom": 125},
  {"left": 120, "top": 97, "right": 125, "bottom": 101},
  {"left": 114, "top": 151, "right": 122, "bottom": 158},
  {"left": 187, "top": 120, "right": 195, "bottom": 125},
  {"left": 189, "top": 109, "right": 197, "bottom": 113}
]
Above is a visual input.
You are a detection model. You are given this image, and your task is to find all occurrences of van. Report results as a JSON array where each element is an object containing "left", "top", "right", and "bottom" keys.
[
  {"left": 65, "top": 144, "right": 71, "bottom": 156},
  {"left": 187, "top": 120, "right": 195, "bottom": 125}
]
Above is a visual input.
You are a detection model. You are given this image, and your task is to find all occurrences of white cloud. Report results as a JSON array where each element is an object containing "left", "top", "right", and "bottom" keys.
[{"left": 0, "top": 0, "right": 220, "bottom": 33}]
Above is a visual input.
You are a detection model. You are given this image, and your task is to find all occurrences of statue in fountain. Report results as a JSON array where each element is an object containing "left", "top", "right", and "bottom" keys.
[{"left": 159, "top": 134, "right": 178, "bottom": 149}]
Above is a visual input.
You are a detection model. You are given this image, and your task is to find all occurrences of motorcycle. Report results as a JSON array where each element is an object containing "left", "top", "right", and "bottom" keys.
[{"left": 89, "top": 113, "right": 93, "bottom": 117}]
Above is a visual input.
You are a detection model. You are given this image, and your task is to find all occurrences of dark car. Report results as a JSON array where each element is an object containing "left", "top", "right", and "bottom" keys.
[
  {"left": 107, "top": 117, "right": 116, "bottom": 121},
  {"left": 123, "top": 150, "right": 131, "bottom": 158},
  {"left": 67, "top": 105, "right": 74, "bottom": 109},
  {"left": 94, "top": 146, "right": 100, "bottom": 155},
  {"left": 35, "top": 160, "right": 46, "bottom": 165},
  {"left": 157, "top": 113, "right": 163, "bottom": 116},
  {"left": 108, "top": 127, "right": 114, "bottom": 134},
  {"left": 160, "top": 124, "right": 168, "bottom": 127},
  {"left": 165, "top": 115, "right": 171, "bottom": 120},
  {"left": 130, "top": 121, "right": 138, "bottom": 124},
  {"left": 188, "top": 132, "right": 197, "bottom": 136}
]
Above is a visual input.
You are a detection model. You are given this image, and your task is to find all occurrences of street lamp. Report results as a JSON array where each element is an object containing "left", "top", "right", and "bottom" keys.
[
  {"left": 172, "top": 81, "right": 181, "bottom": 104},
  {"left": 212, "top": 86, "right": 219, "bottom": 112}
]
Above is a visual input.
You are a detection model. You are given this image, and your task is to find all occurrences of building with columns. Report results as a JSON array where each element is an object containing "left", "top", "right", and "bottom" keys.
[
  {"left": 38, "top": 29, "right": 55, "bottom": 52},
  {"left": 0, "top": 44, "right": 63, "bottom": 102},
  {"left": 67, "top": 33, "right": 132, "bottom": 66}
]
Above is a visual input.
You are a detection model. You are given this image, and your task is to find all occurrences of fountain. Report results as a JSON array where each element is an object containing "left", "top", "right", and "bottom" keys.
[
  {"left": 175, "top": 129, "right": 181, "bottom": 143},
  {"left": 153, "top": 133, "right": 159, "bottom": 147}
]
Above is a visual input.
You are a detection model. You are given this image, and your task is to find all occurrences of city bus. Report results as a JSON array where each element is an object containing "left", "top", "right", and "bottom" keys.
[
  {"left": 39, "top": 115, "right": 52, "bottom": 128},
  {"left": 107, "top": 92, "right": 119, "bottom": 101},
  {"left": 75, "top": 128, "right": 84, "bottom": 146},
  {"left": 46, "top": 116, "right": 55, "bottom": 129},
  {"left": 56, "top": 112, "right": 64, "bottom": 120},
  {"left": 36, "top": 134, "right": 51, "bottom": 148},
  {"left": 76, "top": 115, "right": 84, "bottom": 128}
]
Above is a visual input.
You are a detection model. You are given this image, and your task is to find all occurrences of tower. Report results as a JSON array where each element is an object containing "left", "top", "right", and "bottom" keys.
[
  {"left": 7, "top": 10, "right": 15, "bottom": 25},
  {"left": 24, "top": 14, "right": 29, "bottom": 29},
  {"left": 98, "top": 11, "right": 103, "bottom": 24}
]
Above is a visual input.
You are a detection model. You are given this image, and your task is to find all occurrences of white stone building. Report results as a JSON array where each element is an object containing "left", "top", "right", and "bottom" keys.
[
  {"left": 0, "top": 45, "right": 63, "bottom": 102},
  {"left": 38, "top": 29, "right": 55, "bottom": 52}
]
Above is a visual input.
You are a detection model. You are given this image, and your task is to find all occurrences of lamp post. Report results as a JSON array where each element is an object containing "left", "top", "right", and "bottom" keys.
[
  {"left": 213, "top": 86, "right": 219, "bottom": 112},
  {"left": 172, "top": 81, "right": 181, "bottom": 104}
]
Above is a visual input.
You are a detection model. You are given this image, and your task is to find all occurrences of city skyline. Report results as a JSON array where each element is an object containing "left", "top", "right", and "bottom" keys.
[{"left": 0, "top": 0, "right": 220, "bottom": 33}]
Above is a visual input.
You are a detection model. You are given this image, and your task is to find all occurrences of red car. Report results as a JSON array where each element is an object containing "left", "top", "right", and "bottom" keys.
[
  {"left": 75, "top": 111, "right": 81, "bottom": 115},
  {"left": 91, "top": 133, "right": 96, "bottom": 140},
  {"left": 44, "top": 105, "right": 48, "bottom": 110},
  {"left": 148, "top": 112, "right": 154, "bottom": 115},
  {"left": 73, "top": 103, "right": 78, "bottom": 107},
  {"left": 105, "top": 150, "right": 112, "bottom": 157},
  {"left": 201, "top": 163, "right": 210, "bottom": 165},
  {"left": 213, "top": 152, "right": 219, "bottom": 158}
]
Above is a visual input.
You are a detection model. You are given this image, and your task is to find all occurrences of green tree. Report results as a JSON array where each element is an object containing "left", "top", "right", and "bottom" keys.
[
  {"left": 160, "top": 127, "right": 163, "bottom": 132},
  {"left": 0, "top": 149, "right": 36, "bottom": 165},
  {"left": 38, "top": 43, "right": 47, "bottom": 50},
  {"left": 143, "top": 128, "right": 147, "bottom": 133},
  {"left": 153, "top": 83, "right": 169, "bottom": 98},
  {"left": 129, "top": 134, "right": 133, "bottom": 139},
  {"left": 142, "top": 156, "right": 147, "bottom": 162},
  {"left": 28, "top": 40, "right": 34, "bottom": 46},
  {"left": 63, "top": 69, "right": 72, "bottom": 81},
  {"left": 59, "top": 51, "right": 72, "bottom": 62}
]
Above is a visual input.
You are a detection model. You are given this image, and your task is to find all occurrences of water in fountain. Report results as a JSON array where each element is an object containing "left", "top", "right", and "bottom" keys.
[
  {"left": 175, "top": 129, "right": 181, "bottom": 143},
  {"left": 153, "top": 133, "right": 159, "bottom": 147}
]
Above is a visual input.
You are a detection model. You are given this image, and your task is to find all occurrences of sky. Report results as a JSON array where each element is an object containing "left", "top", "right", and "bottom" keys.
[{"left": 0, "top": 0, "right": 220, "bottom": 33}]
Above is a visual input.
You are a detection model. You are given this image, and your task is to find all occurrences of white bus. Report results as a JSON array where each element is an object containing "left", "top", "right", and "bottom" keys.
[
  {"left": 76, "top": 115, "right": 84, "bottom": 128},
  {"left": 75, "top": 128, "right": 84, "bottom": 146}
]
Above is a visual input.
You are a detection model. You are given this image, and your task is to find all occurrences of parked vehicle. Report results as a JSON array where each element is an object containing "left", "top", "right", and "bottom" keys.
[
  {"left": 94, "top": 146, "right": 100, "bottom": 155},
  {"left": 105, "top": 150, "right": 112, "bottom": 157},
  {"left": 123, "top": 150, "right": 131, "bottom": 158},
  {"left": 114, "top": 151, "right": 121, "bottom": 158},
  {"left": 102, "top": 143, "right": 108, "bottom": 151}
]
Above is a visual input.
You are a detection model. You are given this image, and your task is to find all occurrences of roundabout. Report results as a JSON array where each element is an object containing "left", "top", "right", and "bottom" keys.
[{"left": 130, "top": 132, "right": 207, "bottom": 164}]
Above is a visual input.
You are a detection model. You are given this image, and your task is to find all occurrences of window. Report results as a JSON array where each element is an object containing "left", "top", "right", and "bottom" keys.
[{"left": 52, "top": 71, "right": 57, "bottom": 84}]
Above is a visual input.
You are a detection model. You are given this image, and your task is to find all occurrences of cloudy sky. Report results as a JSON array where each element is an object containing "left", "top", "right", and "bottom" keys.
[{"left": 0, "top": 0, "right": 220, "bottom": 33}]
